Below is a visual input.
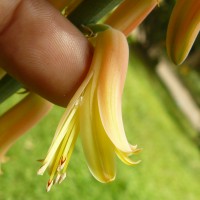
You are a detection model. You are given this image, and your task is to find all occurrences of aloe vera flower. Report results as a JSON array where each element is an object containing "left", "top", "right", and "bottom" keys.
[
  {"left": 105, "top": 0, "right": 158, "bottom": 36},
  {"left": 166, "top": 0, "right": 200, "bottom": 65},
  {"left": 38, "top": 28, "right": 141, "bottom": 192}
]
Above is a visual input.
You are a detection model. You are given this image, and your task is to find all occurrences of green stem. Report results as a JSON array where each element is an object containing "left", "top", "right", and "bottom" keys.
[{"left": 68, "top": 0, "right": 124, "bottom": 29}]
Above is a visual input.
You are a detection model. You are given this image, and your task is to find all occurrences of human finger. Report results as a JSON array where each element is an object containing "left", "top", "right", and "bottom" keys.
[{"left": 0, "top": 0, "right": 93, "bottom": 106}]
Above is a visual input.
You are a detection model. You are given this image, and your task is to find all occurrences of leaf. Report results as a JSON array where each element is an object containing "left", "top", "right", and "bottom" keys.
[
  {"left": 0, "top": 75, "right": 23, "bottom": 103},
  {"left": 68, "top": 0, "right": 123, "bottom": 29}
]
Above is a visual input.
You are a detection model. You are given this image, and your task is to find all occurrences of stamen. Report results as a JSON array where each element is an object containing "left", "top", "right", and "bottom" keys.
[
  {"left": 37, "top": 162, "right": 49, "bottom": 175},
  {"left": 46, "top": 180, "right": 53, "bottom": 192},
  {"left": 57, "top": 157, "right": 66, "bottom": 172},
  {"left": 43, "top": 107, "right": 77, "bottom": 164},
  {"left": 58, "top": 173, "right": 67, "bottom": 184},
  {"left": 54, "top": 173, "right": 61, "bottom": 184}
]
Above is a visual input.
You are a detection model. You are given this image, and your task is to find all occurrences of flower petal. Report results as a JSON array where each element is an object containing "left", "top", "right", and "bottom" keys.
[
  {"left": 115, "top": 149, "right": 141, "bottom": 166},
  {"left": 97, "top": 28, "right": 132, "bottom": 153},
  {"left": 79, "top": 81, "right": 116, "bottom": 183},
  {"left": 105, "top": 0, "right": 158, "bottom": 36}
]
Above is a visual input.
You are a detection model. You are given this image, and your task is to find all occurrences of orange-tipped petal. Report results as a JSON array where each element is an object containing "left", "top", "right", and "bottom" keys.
[
  {"left": 166, "top": 0, "right": 200, "bottom": 65},
  {"left": 105, "top": 0, "right": 158, "bottom": 36},
  {"left": 96, "top": 28, "right": 133, "bottom": 153}
]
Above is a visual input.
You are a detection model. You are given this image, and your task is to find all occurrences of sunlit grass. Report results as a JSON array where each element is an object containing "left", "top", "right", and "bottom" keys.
[{"left": 0, "top": 52, "right": 199, "bottom": 200}]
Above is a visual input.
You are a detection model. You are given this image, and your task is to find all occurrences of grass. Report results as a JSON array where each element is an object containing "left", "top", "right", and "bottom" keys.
[{"left": 0, "top": 52, "right": 199, "bottom": 200}]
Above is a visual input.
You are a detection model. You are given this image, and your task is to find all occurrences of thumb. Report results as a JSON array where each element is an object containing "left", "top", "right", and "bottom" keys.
[{"left": 0, "top": 0, "right": 93, "bottom": 107}]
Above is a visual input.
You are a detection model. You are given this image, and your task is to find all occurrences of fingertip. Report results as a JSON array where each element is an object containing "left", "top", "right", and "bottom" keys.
[{"left": 0, "top": 0, "right": 93, "bottom": 106}]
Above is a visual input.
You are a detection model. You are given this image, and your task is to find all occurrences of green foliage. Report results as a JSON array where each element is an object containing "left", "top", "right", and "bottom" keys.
[
  {"left": 68, "top": 0, "right": 123, "bottom": 29},
  {"left": 0, "top": 75, "right": 23, "bottom": 103}
]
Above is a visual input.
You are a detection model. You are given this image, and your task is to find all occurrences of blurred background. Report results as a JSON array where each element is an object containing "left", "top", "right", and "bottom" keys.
[{"left": 0, "top": 1, "right": 200, "bottom": 199}]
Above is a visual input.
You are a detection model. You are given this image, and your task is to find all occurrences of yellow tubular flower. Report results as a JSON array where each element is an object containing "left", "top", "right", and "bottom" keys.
[
  {"left": 38, "top": 28, "right": 140, "bottom": 192},
  {"left": 105, "top": 0, "right": 159, "bottom": 36},
  {"left": 166, "top": 0, "right": 200, "bottom": 65},
  {"left": 0, "top": 93, "right": 52, "bottom": 173}
]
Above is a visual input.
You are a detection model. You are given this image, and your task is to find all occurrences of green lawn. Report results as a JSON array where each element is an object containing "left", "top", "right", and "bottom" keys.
[{"left": 0, "top": 52, "right": 199, "bottom": 200}]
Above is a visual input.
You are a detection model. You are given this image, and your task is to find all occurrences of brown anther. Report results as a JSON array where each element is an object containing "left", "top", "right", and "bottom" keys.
[
  {"left": 46, "top": 180, "right": 53, "bottom": 192},
  {"left": 57, "top": 157, "right": 66, "bottom": 172}
]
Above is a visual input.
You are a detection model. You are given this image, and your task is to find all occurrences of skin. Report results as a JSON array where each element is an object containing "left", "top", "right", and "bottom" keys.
[{"left": 0, "top": 0, "right": 93, "bottom": 107}]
